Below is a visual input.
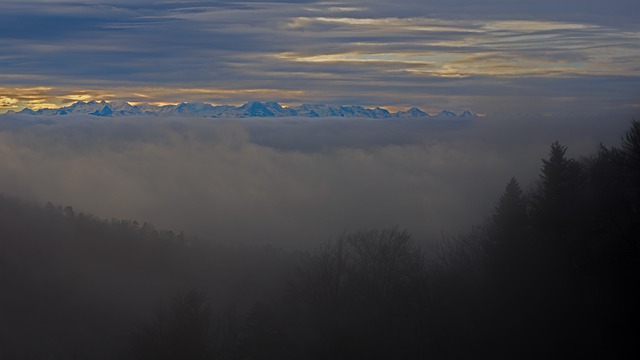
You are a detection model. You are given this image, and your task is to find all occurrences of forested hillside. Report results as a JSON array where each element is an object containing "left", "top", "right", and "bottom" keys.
[
  {"left": 1, "top": 121, "right": 639, "bottom": 359},
  {"left": 0, "top": 198, "right": 292, "bottom": 359}
]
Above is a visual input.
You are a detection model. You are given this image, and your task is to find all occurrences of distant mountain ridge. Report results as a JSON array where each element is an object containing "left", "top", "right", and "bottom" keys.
[{"left": 8, "top": 100, "right": 478, "bottom": 119}]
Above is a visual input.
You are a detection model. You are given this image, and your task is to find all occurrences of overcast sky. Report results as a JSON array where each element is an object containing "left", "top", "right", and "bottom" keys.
[{"left": 1, "top": 0, "right": 638, "bottom": 114}]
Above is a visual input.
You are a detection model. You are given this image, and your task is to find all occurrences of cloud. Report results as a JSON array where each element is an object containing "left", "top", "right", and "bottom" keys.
[
  {"left": 0, "top": 97, "right": 19, "bottom": 109},
  {"left": 0, "top": 113, "right": 632, "bottom": 249},
  {"left": 0, "top": 0, "right": 638, "bottom": 114}
]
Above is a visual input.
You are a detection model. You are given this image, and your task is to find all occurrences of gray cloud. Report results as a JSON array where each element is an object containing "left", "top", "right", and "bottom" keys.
[
  {"left": 0, "top": 113, "right": 632, "bottom": 249},
  {"left": 0, "top": 0, "right": 638, "bottom": 114}
]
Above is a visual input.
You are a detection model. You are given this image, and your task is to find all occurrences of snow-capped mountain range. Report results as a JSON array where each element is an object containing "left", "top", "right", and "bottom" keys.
[{"left": 8, "top": 100, "right": 478, "bottom": 119}]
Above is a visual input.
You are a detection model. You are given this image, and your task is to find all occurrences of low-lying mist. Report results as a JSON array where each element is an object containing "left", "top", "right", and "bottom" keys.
[{"left": 0, "top": 113, "right": 631, "bottom": 248}]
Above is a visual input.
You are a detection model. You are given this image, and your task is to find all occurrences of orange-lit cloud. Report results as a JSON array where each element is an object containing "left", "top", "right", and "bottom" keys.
[
  {"left": 0, "top": 86, "right": 313, "bottom": 113},
  {"left": 0, "top": 1, "right": 638, "bottom": 115}
]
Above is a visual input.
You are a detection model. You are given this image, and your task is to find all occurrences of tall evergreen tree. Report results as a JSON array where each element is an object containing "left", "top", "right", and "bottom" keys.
[
  {"left": 620, "top": 120, "right": 640, "bottom": 247},
  {"left": 532, "top": 141, "right": 585, "bottom": 249},
  {"left": 484, "top": 178, "right": 529, "bottom": 274},
  {"left": 490, "top": 177, "right": 529, "bottom": 245}
]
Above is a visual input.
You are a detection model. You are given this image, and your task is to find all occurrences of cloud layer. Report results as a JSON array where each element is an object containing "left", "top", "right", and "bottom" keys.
[
  {"left": 1, "top": 0, "right": 638, "bottom": 114},
  {"left": 0, "top": 113, "right": 631, "bottom": 248}
]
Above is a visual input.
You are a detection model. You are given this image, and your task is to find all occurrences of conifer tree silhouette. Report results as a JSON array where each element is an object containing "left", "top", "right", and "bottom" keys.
[{"left": 487, "top": 178, "right": 529, "bottom": 255}]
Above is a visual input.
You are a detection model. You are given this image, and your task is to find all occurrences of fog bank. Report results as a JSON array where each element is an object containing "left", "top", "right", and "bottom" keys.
[{"left": 0, "top": 113, "right": 631, "bottom": 248}]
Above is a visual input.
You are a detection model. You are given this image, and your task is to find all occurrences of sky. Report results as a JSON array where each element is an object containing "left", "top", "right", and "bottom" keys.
[{"left": 1, "top": 0, "right": 639, "bottom": 115}]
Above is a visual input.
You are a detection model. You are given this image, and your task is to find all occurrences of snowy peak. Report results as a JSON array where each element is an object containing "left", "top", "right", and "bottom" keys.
[
  {"left": 91, "top": 105, "right": 113, "bottom": 117},
  {"left": 240, "top": 101, "right": 276, "bottom": 117},
  {"left": 397, "top": 107, "right": 429, "bottom": 117},
  {"left": 437, "top": 110, "right": 457, "bottom": 117},
  {"left": 459, "top": 110, "right": 477, "bottom": 118},
  {"left": 12, "top": 101, "right": 477, "bottom": 119}
]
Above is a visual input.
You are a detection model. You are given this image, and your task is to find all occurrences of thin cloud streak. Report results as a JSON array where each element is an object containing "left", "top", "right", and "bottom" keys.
[{"left": 0, "top": 0, "right": 638, "bottom": 114}]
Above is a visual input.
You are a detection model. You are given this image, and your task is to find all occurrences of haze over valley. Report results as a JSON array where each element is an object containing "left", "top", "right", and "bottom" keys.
[
  {"left": 1, "top": 107, "right": 630, "bottom": 248},
  {"left": 1, "top": 0, "right": 638, "bottom": 358}
]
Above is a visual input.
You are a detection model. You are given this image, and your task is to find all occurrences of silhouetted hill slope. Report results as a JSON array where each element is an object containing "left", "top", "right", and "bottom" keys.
[
  {"left": 1, "top": 120, "right": 639, "bottom": 359},
  {"left": 0, "top": 195, "right": 292, "bottom": 359}
]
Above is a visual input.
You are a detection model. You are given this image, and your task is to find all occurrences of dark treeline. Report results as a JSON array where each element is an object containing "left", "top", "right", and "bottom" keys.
[
  {"left": 0, "top": 199, "right": 292, "bottom": 359},
  {"left": 1, "top": 121, "right": 639, "bottom": 359}
]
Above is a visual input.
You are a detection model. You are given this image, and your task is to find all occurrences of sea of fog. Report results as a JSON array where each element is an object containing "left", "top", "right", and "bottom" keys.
[{"left": 0, "top": 113, "right": 632, "bottom": 248}]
